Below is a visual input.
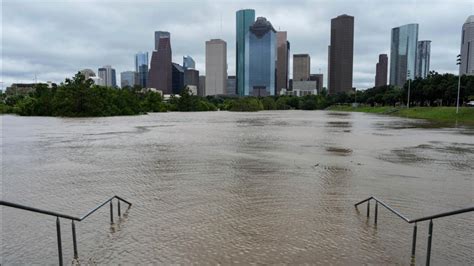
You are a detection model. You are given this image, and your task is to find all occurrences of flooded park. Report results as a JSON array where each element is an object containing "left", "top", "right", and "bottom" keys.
[{"left": 1, "top": 110, "right": 473, "bottom": 264}]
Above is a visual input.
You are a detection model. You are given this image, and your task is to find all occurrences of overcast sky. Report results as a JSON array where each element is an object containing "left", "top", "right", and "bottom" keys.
[{"left": 1, "top": 0, "right": 473, "bottom": 89}]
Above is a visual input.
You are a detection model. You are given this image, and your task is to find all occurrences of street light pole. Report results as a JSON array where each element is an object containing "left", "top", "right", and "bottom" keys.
[
  {"left": 456, "top": 54, "right": 461, "bottom": 114},
  {"left": 407, "top": 70, "right": 411, "bottom": 108}
]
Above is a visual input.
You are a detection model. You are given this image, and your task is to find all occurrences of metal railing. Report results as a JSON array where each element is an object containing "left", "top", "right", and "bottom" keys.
[
  {"left": 355, "top": 196, "right": 473, "bottom": 265},
  {"left": 0, "top": 196, "right": 132, "bottom": 265}
]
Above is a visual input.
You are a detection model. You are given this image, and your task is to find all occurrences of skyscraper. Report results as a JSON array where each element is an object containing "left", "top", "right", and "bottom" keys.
[
  {"left": 79, "top": 69, "right": 96, "bottom": 80},
  {"left": 293, "top": 54, "right": 311, "bottom": 81},
  {"left": 148, "top": 31, "right": 172, "bottom": 93},
  {"left": 245, "top": 17, "right": 277, "bottom": 96},
  {"left": 236, "top": 9, "right": 256, "bottom": 96},
  {"left": 310, "top": 74, "right": 324, "bottom": 92},
  {"left": 390, "top": 23, "right": 419, "bottom": 87},
  {"left": 183, "top": 56, "right": 196, "bottom": 70},
  {"left": 227, "top": 76, "right": 236, "bottom": 95},
  {"left": 328, "top": 14, "right": 354, "bottom": 94},
  {"left": 172, "top": 63, "right": 184, "bottom": 94},
  {"left": 121, "top": 71, "right": 138, "bottom": 88},
  {"left": 205, "top": 39, "right": 227, "bottom": 96},
  {"left": 276, "top": 31, "right": 289, "bottom": 94},
  {"left": 184, "top": 69, "right": 200, "bottom": 89},
  {"left": 375, "top": 54, "right": 388, "bottom": 87},
  {"left": 460, "top": 15, "right": 474, "bottom": 75},
  {"left": 415, "top": 40, "right": 431, "bottom": 79},
  {"left": 135, "top": 52, "right": 148, "bottom": 88},
  {"left": 199, "top": 75, "right": 206, "bottom": 96},
  {"left": 98, "top": 65, "right": 117, "bottom": 87}
]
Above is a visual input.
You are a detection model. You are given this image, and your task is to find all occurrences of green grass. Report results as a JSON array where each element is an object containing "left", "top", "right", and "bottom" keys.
[{"left": 328, "top": 105, "right": 474, "bottom": 125}]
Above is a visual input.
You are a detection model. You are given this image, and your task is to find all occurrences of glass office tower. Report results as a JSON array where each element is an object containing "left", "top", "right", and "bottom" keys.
[
  {"left": 135, "top": 52, "right": 148, "bottom": 88},
  {"left": 244, "top": 17, "right": 276, "bottom": 96},
  {"left": 183, "top": 56, "right": 195, "bottom": 70},
  {"left": 121, "top": 71, "right": 138, "bottom": 88},
  {"left": 390, "top": 23, "right": 419, "bottom": 87},
  {"left": 98, "top": 65, "right": 117, "bottom": 88},
  {"left": 415, "top": 40, "right": 431, "bottom": 78},
  {"left": 172, "top": 63, "right": 184, "bottom": 94},
  {"left": 236, "top": 9, "right": 255, "bottom": 96}
]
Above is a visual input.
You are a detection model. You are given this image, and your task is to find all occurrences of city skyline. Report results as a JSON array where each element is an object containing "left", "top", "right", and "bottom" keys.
[{"left": 2, "top": 0, "right": 473, "bottom": 89}]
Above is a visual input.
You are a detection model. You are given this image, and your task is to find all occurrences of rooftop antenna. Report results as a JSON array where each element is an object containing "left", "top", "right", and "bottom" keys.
[{"left": 220, "top": 12, "right": 223, "bottom": 36}]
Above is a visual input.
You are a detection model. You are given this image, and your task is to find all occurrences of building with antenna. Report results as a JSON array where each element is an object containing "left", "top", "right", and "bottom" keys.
[{"left": 205, "top": 39, "right": 227, "bottom": 96}]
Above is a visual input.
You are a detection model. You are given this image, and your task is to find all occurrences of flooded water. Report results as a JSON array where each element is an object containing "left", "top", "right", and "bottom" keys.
[{"left": 1, "top": 111, "right": 473, "bottom": 264}]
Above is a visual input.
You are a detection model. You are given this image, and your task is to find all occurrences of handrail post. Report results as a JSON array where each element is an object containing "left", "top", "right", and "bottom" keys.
[
  {"left": 118, "top": 200, "right": 121, "bottom": 217},
  {"left": 410, "top": 223, "right": 417, "bottom": 265},
  {"left": 367, "top": 200, "right": 370, "bottom": 218},
  {"left": 110, "top": 201, "right": 114, "bottom": 224},
  {"left": 375, "top": 201, "right": 378, "bottom": 225},
  {"left": 72, "top": 220, "right": 78, "bottom": 260},
  {"left": 426, "top": 220, "right": 433, "bottom": 266},
  {"left": 56, "top": 217, "right": 63, "bottom": 266}
]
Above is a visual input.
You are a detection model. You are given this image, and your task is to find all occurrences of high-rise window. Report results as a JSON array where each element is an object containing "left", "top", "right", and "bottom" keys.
[
  {"left": 245, "top": 17, "right": 276, "bottom": 96},
  {"left": 236, "top": 9, "right": 255, "bottom": 96},
  {"left": 390, "top": 24, "right": 419, "bottom": 86},
  {"left": 135, "top": 52, "right": 148, "bottom": 88}
]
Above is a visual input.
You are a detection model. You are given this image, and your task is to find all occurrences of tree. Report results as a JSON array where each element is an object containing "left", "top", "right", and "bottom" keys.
[{"left": 261, "top": 97, "right": 276, "bottom": 110}]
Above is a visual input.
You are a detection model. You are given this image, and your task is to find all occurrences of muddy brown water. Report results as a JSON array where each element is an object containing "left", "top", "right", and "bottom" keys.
[{"left": 1, "top": 111, "right": 473, "bottom": 264}]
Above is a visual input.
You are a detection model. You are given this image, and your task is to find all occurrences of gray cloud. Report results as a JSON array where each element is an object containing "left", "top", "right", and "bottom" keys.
[{"left": 2, "top": 0, "right": 473, "bottom": 89}]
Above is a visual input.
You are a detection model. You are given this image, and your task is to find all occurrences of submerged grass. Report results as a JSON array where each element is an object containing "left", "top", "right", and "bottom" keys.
[{"left": 328, "top": 106, "right": 474, "bottom": 125}]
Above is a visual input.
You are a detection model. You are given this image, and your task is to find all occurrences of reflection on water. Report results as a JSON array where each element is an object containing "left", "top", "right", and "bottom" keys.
[{"left": 1, "top": 111, "right": 473, "bottom": 264}]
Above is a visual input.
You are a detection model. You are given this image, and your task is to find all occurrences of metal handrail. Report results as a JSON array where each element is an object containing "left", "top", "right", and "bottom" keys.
[
  {"left": 0, "top": 200, "right": 81, "bottom": 220},
  {"left": 0, "top": 195, "right": 132, "bottom": 265},
  {"left": 79, "top": 195, "right": 131, "bottom": 220},
  {"left": 355, "top": 196, "right": 473, "bottom": 266}
]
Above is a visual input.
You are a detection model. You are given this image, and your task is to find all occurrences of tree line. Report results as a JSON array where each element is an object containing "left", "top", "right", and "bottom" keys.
[
  {"left": 334, "top": 71, "right": 474, "bottom": 107},
  {"left": 1, "top": 71, "right": 473, "bottom": 117}
]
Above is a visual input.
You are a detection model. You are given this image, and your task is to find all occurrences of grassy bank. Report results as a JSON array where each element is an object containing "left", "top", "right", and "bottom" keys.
[{"left": 328, "top": 105, "right": 474, "bottom": 125}]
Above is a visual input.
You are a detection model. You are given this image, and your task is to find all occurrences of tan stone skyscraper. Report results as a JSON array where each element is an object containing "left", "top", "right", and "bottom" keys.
[
  {"left": 293, "top": 54, "right": 311, "bottom": 81},
  {"left": 276, "top": 31, "right": 289, "bottom": 94},
  {"left": 328, "top": 14, "right": 354, "bottom": 94},
  {"left": 205, "top": 39, "right": 227, "bottom": 96}
]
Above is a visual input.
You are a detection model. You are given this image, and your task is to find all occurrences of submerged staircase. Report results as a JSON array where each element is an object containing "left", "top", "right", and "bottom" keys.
[
  {"left": 0, "top": 196, "right": 132, "bottom": 265},
  {"left": 355, "top": 196, "right": 473, "bottom": 266}
]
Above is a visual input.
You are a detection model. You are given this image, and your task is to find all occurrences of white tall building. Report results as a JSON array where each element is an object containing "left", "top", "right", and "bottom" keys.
[
  {"left": 98, "top": 65, "right": 117, "bottom": 87},
  {"left": 205, "top": 39, "right": 227, "bottom": 96},
  {"left": 460, "top": 15, "right": 474, "bottom": 75}
]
